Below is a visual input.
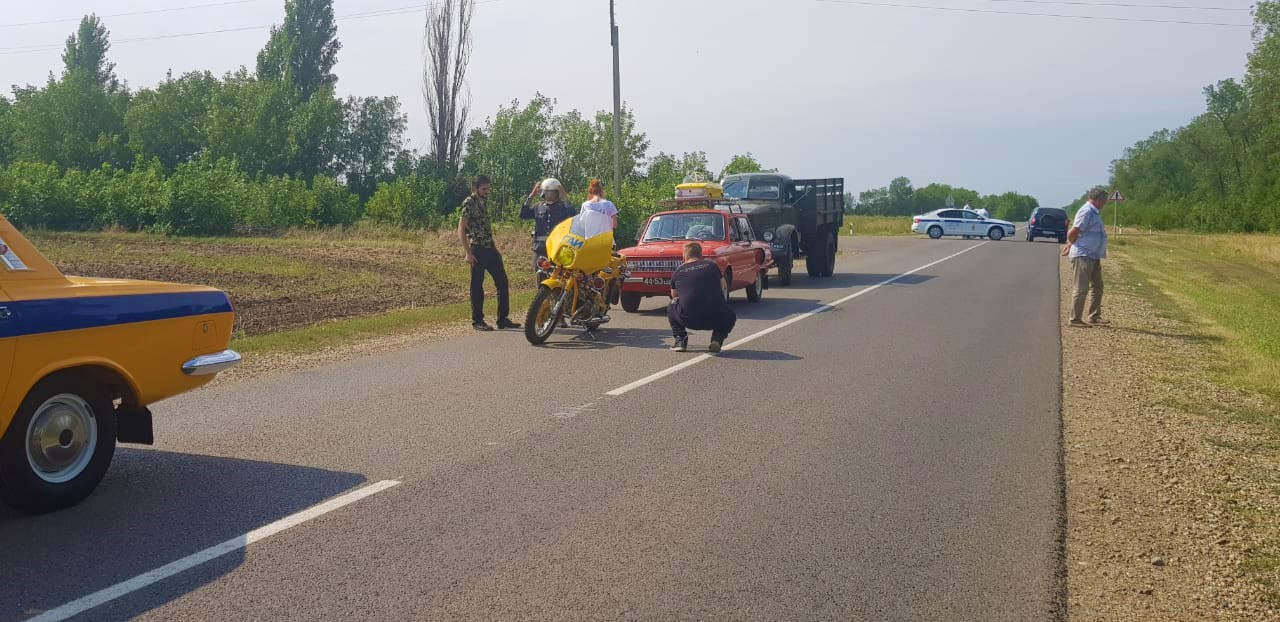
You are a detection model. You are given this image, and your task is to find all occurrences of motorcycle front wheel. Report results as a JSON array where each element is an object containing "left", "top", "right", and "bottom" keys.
[{"left": 525, "top": 286, "right": 564, "bottom": 345}]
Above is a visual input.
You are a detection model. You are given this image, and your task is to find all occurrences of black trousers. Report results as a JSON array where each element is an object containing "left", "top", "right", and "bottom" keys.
[
  {"left": 470, "top": 245, "right": 510, "bottom": 323},
  {"left": 668, "top": 304, "right": 737, "bottom": 341}
]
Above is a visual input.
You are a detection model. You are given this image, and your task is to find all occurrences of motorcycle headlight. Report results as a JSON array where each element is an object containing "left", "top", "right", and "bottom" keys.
[
  {"left": 762, "top": 230, "right": 774, "bottom": 242},
  {"left": 555, "top": 245, "right": 577, "bottom": 266}
]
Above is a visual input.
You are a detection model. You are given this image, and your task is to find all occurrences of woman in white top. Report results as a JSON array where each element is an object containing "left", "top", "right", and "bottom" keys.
[{"left": 581, "top": 178, "right": 618, "bottom": 230}]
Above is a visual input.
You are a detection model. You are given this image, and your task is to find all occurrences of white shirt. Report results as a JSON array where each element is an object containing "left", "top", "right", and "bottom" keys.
[
  {"left": 976, "top": 208, "right": 990, "bottom": 219},
  {"left": 1069, "top": 202, "right": 1107, "bottom": 259},
  {"left": 582, "top": 199, "right": 618, "bottom": 220}
]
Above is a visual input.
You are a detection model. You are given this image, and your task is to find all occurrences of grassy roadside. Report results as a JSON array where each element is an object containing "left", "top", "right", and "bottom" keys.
[
  {"left": 1112, "top": 234, "right": 1280, "bottom": 401},
  {"left": 28, "top": 226, "right": 538, "bottom": 339},
  {"left": 844, "top": 214, "right": 911, "bottom": 237},
  {"left": 231, "top": 292, "right": 536, "bottom": 355},
  {"left": 1064, "top": 232, "right": 1280, "bottom": 619}
]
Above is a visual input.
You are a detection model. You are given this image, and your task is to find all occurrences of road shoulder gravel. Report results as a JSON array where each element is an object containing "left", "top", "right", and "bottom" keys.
[{"left": 1062, "top": 252, "right": 1280, "bottom": 620}]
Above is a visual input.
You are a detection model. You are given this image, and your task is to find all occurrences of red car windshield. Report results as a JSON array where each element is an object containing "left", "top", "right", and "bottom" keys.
[{"left": 642, "top": 213, "right": 726, "bottom": 242}]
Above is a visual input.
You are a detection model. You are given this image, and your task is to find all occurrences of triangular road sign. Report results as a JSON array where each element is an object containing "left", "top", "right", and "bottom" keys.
[{"left": 1110, "top": 190, "right": 1125, "bottom": 202}]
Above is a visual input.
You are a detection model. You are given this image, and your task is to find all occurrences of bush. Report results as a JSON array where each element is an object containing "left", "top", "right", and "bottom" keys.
[
  {"left": 0, "top": 161, "right": 73, "bottom": 229},
  {"left": 364, "top": 176, "right": 446, "bottom": 229},
  {"left": 103, "top": 161, "right": 170, "bottom": 230},
  {"left": 245, "top": 176, "right": 317, "bottom": 229},
  {"left": 161, "top": 159, "right": 247, "bottom": 235},
  {"left": 311, "top": 176, "right": 359, "bottom": 226}
]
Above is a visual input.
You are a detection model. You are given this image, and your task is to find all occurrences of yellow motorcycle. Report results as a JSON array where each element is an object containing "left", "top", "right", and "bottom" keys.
[{"left": 525, "top": 211, "right": 628, "bottom": 344}]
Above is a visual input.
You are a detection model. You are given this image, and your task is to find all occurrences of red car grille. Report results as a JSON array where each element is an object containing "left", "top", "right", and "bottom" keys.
[{"left": 626, "top": 259, "right": 681, "bottom": 272}]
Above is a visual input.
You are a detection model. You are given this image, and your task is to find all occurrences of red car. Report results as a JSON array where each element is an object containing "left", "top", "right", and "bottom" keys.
[{"left": 617, "top": 208, "right": 773, "bottom": 313}]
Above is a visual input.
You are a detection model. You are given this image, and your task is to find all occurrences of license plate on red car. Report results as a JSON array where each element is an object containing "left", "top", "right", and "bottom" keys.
[{"left": 643, "top": 277, "right": 670, "bottom": 286}]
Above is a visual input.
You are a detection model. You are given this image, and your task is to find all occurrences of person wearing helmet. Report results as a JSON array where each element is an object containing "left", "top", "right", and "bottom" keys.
[{"left": 520, "top": 178, "right": 578, "bottom": 277}]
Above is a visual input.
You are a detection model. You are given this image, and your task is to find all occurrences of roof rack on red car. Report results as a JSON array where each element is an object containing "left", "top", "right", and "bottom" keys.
[{"left": 657, "top": 196, "right": 744, "bottom": 214}]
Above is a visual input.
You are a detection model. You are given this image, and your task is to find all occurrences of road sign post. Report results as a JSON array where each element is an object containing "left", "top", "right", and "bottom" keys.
[{"left": 1110, "top": 190, "right": 1125, "bottom": 235}]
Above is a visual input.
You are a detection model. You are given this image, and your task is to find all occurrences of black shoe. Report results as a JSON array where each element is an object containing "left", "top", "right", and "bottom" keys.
[
  {"left": 497, "top": 319, "right": 521, "bottom": 329},
  {"left": 472, "top": 321, "right": 494, "bottom": 332},
  {"left": 708, "top": 338, "right": 723, "bottom": 353},
  {"left": 670, "top": 338, "right": 688, "bottom": 352}
]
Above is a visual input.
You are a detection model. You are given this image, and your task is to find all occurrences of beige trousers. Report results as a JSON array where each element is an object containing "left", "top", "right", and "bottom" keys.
[{"left": 1070, "top": 257, "right": 1104, "bottom": 323}]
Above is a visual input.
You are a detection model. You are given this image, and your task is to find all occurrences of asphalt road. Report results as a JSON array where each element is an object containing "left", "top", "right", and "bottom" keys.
[{"left": 0, "top": 234, "right": 1066, "bottom": 622}]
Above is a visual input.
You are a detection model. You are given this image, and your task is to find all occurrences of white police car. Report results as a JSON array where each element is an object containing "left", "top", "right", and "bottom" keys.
[{"left": 911, "top": 208, "right": 1016, "bottom": 241}]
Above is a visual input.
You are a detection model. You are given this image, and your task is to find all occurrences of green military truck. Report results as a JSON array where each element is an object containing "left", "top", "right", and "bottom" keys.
[{"left": 720, "top": 174, "right": 844, "bottom": 285}]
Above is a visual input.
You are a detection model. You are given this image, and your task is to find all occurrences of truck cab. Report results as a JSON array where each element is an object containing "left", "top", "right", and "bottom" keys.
[{"left": 721, "top": 174, "right": 845, "bottom": 285}]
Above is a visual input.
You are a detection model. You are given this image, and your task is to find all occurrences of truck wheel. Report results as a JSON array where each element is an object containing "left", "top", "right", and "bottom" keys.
[
  {"left": 1058, "top": 234, "right": 1067, "bottom": 244},
  {"left": 0, "top": 375, "right": 118, "bottom": 514},
  {"left": 721, "top": 271, "right": 732, "bottom": 302},
  {"left": 620, "top": 292, "right": 641, "bottom": 313},
  {"left": 1026, "top": 231, "right": 1034, "bottom": 242},
  {"left": 928, "top": 225, "right": 944, "bottom": 239},
  {"left": 746, "top": 271, "right": 764, "bottom": 302},
  {"left": 988, "top": 226, "right": 1005, "bottom": 241},
  {"left": 820, "top": 231, "right": 836, "bottom": 277},
  {"left": 805, "top": 235, "right": 822, "bottom": 276},
  {"left": 776, "top": 258, "right": 792, "bottom": 286}
]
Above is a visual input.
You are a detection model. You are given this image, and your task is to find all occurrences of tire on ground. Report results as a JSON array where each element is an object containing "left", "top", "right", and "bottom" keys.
[{"left": 0, "top": 373, "right": 117, "bottom": 514}]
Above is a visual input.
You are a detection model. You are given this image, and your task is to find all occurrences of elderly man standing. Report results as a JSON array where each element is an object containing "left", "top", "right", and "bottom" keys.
[{"left": 1062, "top": 187, "right": 1110, "bottom": 328}]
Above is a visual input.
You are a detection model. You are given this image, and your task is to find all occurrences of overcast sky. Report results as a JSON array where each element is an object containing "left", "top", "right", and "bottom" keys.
[{"left": 0, "top": 0, "right": 1259, "bottom": 206}]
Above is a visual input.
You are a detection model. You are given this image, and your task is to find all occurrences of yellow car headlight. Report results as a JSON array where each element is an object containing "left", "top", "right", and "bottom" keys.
[{"left": 555, "top": 245, "right": 577, "bottom": 267}]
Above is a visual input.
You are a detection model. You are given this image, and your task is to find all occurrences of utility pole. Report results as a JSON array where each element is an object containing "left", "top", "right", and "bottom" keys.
[{"left": 610, "top": 0, "right": 622, "bottom": 197}]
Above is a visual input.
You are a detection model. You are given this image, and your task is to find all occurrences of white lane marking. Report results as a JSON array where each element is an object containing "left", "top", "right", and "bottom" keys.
[
  {"left": 606, "top": 242, "right": 988, "bottom": 396},
  {"left": 28, "top": 479, "right": 402, "bottom": 622}
]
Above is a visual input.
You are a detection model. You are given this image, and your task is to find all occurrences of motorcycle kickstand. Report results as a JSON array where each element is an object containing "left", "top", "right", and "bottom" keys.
[{"left": 581, "top": 327, "right": 598, "bottom": 341}]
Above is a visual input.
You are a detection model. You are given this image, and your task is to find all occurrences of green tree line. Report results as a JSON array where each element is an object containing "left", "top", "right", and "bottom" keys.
[
  {"left": 0, "top": 2, "right": 770, "bottom": 239},
  {"left": 1108, "top": 2, "right": 1280, "bottom": 232},
  {"left": 855, "top": 176, "right": 1040, "bottom": 221}
]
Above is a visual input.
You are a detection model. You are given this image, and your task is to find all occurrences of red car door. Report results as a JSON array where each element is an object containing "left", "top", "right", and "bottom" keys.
[{"left": 727, "top": 217, "right": 756, "bottom": 288}]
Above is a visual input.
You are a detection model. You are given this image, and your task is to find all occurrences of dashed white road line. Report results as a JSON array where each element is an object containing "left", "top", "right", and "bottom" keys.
[
  {"left": 606, "top": 242, "right": 989, "bottom": 396},
  {"left": 27, "top": 479, "right": 402, "bottom": 622}
]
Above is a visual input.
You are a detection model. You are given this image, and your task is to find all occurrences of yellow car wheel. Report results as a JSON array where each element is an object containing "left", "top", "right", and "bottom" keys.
[{"left": 0, "top": 374, "right": 117, "bottom": 514}]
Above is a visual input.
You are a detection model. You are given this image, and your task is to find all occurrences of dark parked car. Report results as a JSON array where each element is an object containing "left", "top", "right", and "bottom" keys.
[{"left": 1026, "top": 207, "right": 1068, "bottom": 243}]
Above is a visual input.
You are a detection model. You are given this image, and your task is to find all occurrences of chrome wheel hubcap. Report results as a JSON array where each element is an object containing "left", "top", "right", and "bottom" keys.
[{"left": 26, "top": 394, "right": 97, "bottom": 484}]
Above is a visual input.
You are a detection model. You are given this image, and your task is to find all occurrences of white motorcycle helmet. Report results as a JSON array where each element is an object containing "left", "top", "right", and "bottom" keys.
[{"left": 541, "top": 178, "right": 563, "bottom": 200}]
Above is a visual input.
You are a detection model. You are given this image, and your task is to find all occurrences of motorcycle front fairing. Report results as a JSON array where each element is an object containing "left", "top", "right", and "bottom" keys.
[{"left": 545, "top": 210, "right": 615, "bottom": 275}]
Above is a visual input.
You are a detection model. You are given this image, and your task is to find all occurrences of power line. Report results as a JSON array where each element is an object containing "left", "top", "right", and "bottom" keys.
[
  {"left": 0, "top": 0, "right": 264, "bottom": 29},
  {"left": 0, "top": 1, "right": 501, "bottom": 55},
  {"left": 988, "top": 0, "right": 1251, "bottom": 11},
  {"left": 815, "top": 0, "right": 1253, "bottom": 26}
]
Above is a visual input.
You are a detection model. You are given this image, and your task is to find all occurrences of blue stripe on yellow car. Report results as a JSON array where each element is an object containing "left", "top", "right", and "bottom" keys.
[{"left": 0, "top": 291, "right": 232, "bottom": 339}]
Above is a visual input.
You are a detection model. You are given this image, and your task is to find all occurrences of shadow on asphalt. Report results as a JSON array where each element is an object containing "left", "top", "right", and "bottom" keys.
[
  {"left": 0, "top": 449, "right": 365, "bottom": 621},
  {"left": 777, "top": 272, "right": 936, "bottom": 290},
  {"left": 538, "top": 327, "right": 673, "bottom": 351},
  {"left": 714, "top": 350, "right": 803, "bottom": 361}
]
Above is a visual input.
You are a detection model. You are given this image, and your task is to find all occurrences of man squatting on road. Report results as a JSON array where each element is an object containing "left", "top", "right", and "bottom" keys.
[
  {"left": 1063, "top": 186, "right": 1110, "bottom": 328},
  {"left": 458, "top": 174, "right": 520, "bottom": 332},
  {"left": 669, "top": 242, "right": 737, "bottom": 353}
]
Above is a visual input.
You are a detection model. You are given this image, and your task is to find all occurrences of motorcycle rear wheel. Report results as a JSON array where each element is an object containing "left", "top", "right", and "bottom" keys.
[{"left": 525, "top": 286, "right": 564, "bottom": 345}]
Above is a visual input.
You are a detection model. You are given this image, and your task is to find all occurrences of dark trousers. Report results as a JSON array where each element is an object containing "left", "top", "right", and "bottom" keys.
[
  {"left": 470, "top": 245, "right": 510, "bottom": 323},
  {"left": 668, "top": 304, "right": 737, "bottom": 341}
]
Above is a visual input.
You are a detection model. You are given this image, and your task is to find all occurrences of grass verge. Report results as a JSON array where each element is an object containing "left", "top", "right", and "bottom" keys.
[
  {"left": 1063, "top": 231, "right": 1280, "bottom": 618},
  {"left": 1112, "top": 233, "right": 1280, "bottom": 401},
  {"left": 232, "top": 291, "right": 537, "bottom": 355},
  {"left": 844, "top": 214, "right": 912, "bottom": 237}
]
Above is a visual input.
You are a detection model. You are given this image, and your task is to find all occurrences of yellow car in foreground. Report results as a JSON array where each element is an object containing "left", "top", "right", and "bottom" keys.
[{"left": 0, "top": 216, "right": 239, "bottom": 513}]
